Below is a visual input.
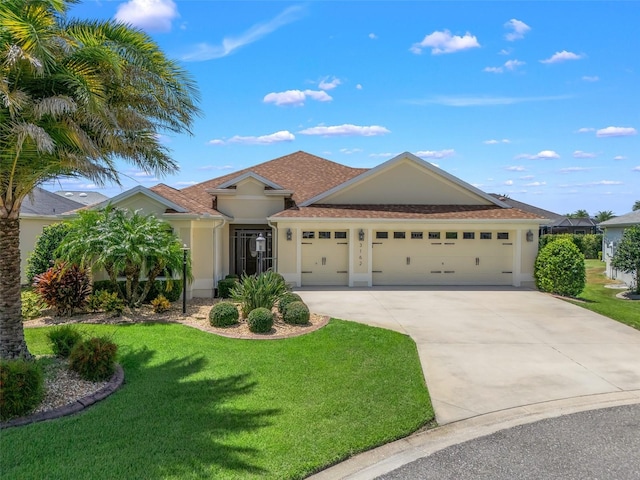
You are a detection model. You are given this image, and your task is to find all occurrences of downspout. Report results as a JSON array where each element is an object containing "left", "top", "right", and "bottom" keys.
[
  {"left": 213, "top": 218, "right": 227, "bottom": 296},
  {"left": 267, "top": 219, "right": 277, "bottom": 272}
]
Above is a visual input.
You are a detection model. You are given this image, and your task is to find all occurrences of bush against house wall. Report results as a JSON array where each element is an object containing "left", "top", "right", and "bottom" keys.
[
  {"left": 26, "top": 223, "right": 71, "bottom": 283},
  {"left": 539, "top": 233, "right": 602, "bottom": 259}
]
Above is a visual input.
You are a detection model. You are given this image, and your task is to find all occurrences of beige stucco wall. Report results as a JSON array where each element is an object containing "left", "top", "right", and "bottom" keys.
[
  {"left": 216, "top": 178, "right": 285, "bottom": 223},
  {"left": 19, "top": 216, "right": 61, "bottom": 284},
  {"left": 321, "top": 160, "right": 493, "bottom": 206},
  {"left": 109, "top": 192, "right": 170, "bottom": 217}
]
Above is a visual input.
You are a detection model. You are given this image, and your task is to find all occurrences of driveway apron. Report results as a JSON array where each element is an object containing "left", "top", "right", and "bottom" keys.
[{"left": 296, "top": 287, "right": 640, "bottom": 424}]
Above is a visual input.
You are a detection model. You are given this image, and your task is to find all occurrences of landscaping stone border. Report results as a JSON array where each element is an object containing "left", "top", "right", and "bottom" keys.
[{"left": 0, "top": 364, "right": 124, "bottom": 429}]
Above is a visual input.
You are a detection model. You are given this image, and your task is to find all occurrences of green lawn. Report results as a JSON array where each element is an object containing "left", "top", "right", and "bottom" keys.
[
  {"left": 569, "top": 259, "right": 640, "bottom": 330},
  {"left": 1, "top": 320, "right": 433, "bottom": 480}
]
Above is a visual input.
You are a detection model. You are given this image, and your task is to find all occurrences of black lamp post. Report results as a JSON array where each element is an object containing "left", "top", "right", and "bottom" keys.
[
  {"left": 182, "top": 244, "right": 189, "bottom": 314},
  {"left": 256, "top": 233, "right": 266, "bottom": 275}
]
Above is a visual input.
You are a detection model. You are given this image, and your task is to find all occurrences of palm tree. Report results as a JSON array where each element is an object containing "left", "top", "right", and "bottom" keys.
[
  {"left": 633, "top": 200, "right": 640, "bottom": 212},
  {"left": 0, "top": 0, "right": 200, "bottom": 359},
  {"left": 567, "top": 209, "right": 590, "bottom": 218},
  {"left": 594, "top": 210, "right": 615, "bottom": 223},
  {"left": 58, "top": 207, "right": 192, "bottom": 307}
]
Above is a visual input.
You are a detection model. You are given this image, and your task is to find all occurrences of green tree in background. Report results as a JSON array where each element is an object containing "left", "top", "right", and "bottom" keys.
[{"left": 611, "top": 226, "right": 640, "bottom": 294}]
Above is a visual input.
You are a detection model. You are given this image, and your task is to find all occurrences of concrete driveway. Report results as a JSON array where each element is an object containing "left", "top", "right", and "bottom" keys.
[{"left": 296, "top": 287, "right": 640, "bottom": 424}]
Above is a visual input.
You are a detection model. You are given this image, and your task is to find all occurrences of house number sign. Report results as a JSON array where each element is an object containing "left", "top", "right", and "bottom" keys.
[{"left": 359, "top": 242, "right": 363, "bottom": 267}]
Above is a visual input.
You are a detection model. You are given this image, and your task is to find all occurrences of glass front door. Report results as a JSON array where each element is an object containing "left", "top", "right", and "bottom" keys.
[{"left": 231, "top": 228, "right": 273, "bottom": 276}]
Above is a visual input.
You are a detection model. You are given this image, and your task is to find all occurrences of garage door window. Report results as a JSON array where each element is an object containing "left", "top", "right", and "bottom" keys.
[
  {"left": 319, "top": 231, "right": 331, "bottom": 239},
  {"left": 303, "top": 231, "right": 315, "bottom": 239},
  {"left": 428, "top": 232, "right": 440, "bottom": 239},
  {"left": 497, "top": 232, "right": 509, "bottom": 240},
  {"left": 376, "top": 231, "right": 389, "bottom": 239},
  {"left": 335, "top": 232, "right": 347, "bottom": 239},
  {"left": 463, "top": 232, "right": 475, "bottom": 239},
  {"left": 480, "top": 232, "right": 492, "bottom": 240},
  {"left": 411, "top": 232, "right": 423, "bottom": 239},
  {"left": 446, "top": 232, "right": 458, "bottom": 239},
  {"left": 393, "top": 232, "right": 406, "bottom": 239}
]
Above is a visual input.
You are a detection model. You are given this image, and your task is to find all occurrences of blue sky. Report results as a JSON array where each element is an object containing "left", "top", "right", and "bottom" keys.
[{"left": 44, "top": 1, "right": 639, "bottom": 216}]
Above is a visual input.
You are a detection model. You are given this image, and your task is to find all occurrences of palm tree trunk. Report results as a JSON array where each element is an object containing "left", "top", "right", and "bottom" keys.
[{"left": 0, "top": 217, "right": 32, "bottom": 360}]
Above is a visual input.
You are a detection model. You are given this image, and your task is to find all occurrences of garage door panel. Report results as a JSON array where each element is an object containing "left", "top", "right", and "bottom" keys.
[{"left": 302, "top": 238, "right": 348, "bottom": 286}]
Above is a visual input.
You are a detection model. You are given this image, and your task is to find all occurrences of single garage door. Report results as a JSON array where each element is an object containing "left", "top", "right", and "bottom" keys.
[
  {"left": 372, "top": 230, "right": 513, "bottom": 285},
  {"left": 301, "top": 230, "right": 349, "bottom": 286}
]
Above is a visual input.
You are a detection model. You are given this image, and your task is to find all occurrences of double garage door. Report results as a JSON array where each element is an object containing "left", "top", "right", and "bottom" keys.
[{"left": 372, "top": 230, "right": 514, "bottom": 285}]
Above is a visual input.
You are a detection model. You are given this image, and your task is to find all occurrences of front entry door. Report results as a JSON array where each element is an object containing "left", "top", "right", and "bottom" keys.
[{"left": 231, "top": 228, "right": 273, "bottom": 276}]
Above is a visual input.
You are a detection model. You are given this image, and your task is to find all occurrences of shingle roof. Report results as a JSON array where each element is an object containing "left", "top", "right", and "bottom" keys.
[
  {"left": 53, "top": 191, "right": 108, "bottom": 206},
  {"left": 21, "top": 187, "right": 84, "bottom": 215},
  {"left": 489, "top": 194, "right": 560, "bottom": 220},
  {"left": 149, "top": 184, "right": 222, "bottom": 216},
  {"left": 180, "top": 151, "right": 367, "bottom": 207},
  {"left": 549, "top": 217, "right": 598, "bottom": 228},
  {"left": 599, "top": 210, "right": 640, "bottom": 227},
  {"left": 270, "top": 204, "right": 545, "bottom": 220}
]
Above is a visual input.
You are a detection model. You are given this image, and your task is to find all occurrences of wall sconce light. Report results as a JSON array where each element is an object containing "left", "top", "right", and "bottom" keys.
[
  {"left": 526, "top": 230, "right": 534, "bottom": 242},
  {"left": 358, "top": 229, "right": 365, "bottom": 241},
  {"left": 286, "top": 228, "right": 292, "bottom": 241}
]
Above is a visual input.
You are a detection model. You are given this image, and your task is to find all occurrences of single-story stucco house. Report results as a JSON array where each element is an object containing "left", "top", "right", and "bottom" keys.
[
  {"left": 599, "top": 210, "right": 640, "bottom": 289},
  {"left": 64, "top": 151, "right": 546, "bottom": 298}
]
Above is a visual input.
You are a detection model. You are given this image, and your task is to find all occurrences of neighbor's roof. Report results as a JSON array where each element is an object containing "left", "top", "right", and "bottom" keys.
[
  {"left": 181, "top": 151, "right": 368, "bottom": 207},
  {"left": 54, "top": 190, "right": 108, "bottom": 206},
  {"left": 489, "top": 194, "right": 561, "bottom": 220},
  {"left": 599, "top": 210, "right": 640, "bottom": 227},
  {"left": 549, "top": 217, "right": 598, "bottom": 228},
  {"left": 21, "top": 187, "right": 83, "bottom": 216},
  {"left": 270, "top": 204, "right": 546, "bottom": 220}
]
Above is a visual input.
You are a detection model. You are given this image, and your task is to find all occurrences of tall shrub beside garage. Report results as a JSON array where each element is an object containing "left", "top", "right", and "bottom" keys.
[{"left": 534, "top": 238, "right": 586, "bottom": 297}]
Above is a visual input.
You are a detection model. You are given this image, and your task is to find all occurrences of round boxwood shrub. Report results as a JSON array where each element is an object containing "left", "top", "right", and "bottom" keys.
[
  {"left": 47, "top": 325, "right": 82, "bottom": 358},
  {"left": 217, "top": 278, "right": 237, "bottom": 299},
  {"left": 283, "top": 300, "right": 310, "bottom": 325},
  {"left": 209, "top": 301, "right": 239, "bottom": 327},
  {"left": 0, "top": 360, "right": 44, "bottom": 421},
  {"left": 534, "top": 238, "right": 585, "bottom": 297},
  {"left": 69, "top": 337, "right": 118, "bottom": 381},
  {"left": 278, "top": 292, "right": 303, "bottom": 315},
  {"left": 247, "top": 307, "right": 274, "bottom": 333}
]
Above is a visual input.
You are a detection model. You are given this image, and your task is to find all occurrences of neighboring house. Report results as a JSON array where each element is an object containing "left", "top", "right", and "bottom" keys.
[
  {"left": 19, "top": 187, "right": 85, "bottom": 284},
  {"left": 76, "top": 151, "right": 546, "bottom": 298},
  {"left": 599, "top": 210, "right": 640, "bottom": 288},
  {"left": 54, "top": 190, "right": 109, "bottom": 206},
  {"left": 544, "top": 216, "right": 599, "bottom": 235}
]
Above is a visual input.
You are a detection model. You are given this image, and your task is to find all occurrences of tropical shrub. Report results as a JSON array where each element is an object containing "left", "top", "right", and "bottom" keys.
[
  {"left": 283, "top": 301, "right": 310, "bottom": 325},
  {"left": 21, "top": 291, "right": 46, "bottom": 320},
  {"left": 209, "top": 302, "right": 239, "bottom": 327},
  {"left": 535, "top": 239, "right": 586, "bottom": 297},
  {"left": 0, "top": 360, "right": 44, "bottom": 421},
  {"left": 69, "top": 337, "right": 118, "bottom": 381},
  {"left": 47, "top": 326, "right": 82, "bottom": 358},
  {"left": 91, "top": 280, "right": 182, "bottom": 304},
  {"left": 151, "top": 295, "right": 171, "bottom": 313},
  {"left": 25, "top": 223, "right": 71, "bottom": 284},
  {"left": 231, "top": 271, "right": 288, "bottom": 317},
  {"left": 33, "top": 262, "right": 91, "bottom": 316},
  {"left": 539, "top": 234, "right": 602, "bottom": 259},
  {"left": 87, "top": 290, "right": 125, "bottom": 316},
  {"left": 247, "top": 307, "right": 274, "bottom": 333},
  {"left": 278, "top": 292, "right": 303, "bottom": 315},
  {"left": 217, "top": 278, "right": 237, "bottom": 299},
  {"left": 611, "top": 225, "right": 640, "bottom": 294}
]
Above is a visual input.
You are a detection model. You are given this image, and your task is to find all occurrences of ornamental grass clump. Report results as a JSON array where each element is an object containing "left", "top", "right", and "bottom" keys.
[
  {"left": 69, "top": 337, "right": 118, "bottom": 381},
  {"left": 231, "top": 271, "right": 288, "bottom": 317},
  {"left": 0, "top": 360, "right": 44, "bottom": 421},
  {"left": 247, "top": 307, "right": 274, "bottom": 333},
  {"left": 278, "top": 292, "right": 303, "bottom": 315},
  {"left": 47, "top": 326, "right": 82, "bottom": 358},
  {"left": 209, "top": 302, "right": 239, "bottom": 327},
  {"left": 283, "top": 301, "right": 310, "bottom": 325}
]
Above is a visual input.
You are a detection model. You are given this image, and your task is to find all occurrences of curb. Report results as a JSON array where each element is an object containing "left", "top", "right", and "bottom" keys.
[
  {"left": 0, "top": 364, "right": 125, "bottom": 429},
  {"left": 307, "top": 390, "right": 640, "bottom": 480}
]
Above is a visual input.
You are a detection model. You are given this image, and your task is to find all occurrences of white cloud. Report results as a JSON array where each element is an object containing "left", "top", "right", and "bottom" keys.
[
  {"left": 516, "top": 150, "right": 560, "bottom": 160},
  {"left": 133, "top": 171, "right": 155, "bottom": 178},
  {"left": 633, "top": 166, "right": 640, "bottom": 172},
  {"left": 485, "top": 139, "right": 510, "bottom": 145},
  {"left": 525, "top": 181, "right": 547, "bottom": 186},
  {"left": 520, "top": 175, "right": 535, "bottom": 180},
  {"left": 410, "top": 30, "right": 480, "bottom": 55},
  {"left": 590, "top": 180, "right": 623, "bottom": 185},
  {"left": 318, "top": 77, "right": 341, "bottom": 90},
  {"left": 414, "top": 149, "right": 455, "bottom": 159},
  {"left": 173, "top": 181, "right": 197, "bottom": 186},
  {"left": 504, "top": 19, "right": 531, "bottom": 41},
  {"left": 339, "top": 148, "right": 363, "bottom": 154},
  {"left": 209, "top": 130, "right": 295, "bottom": 145},
  {"left": 498, "top": 48, "right": 512, "bottom": 55},
  {"left": 483, "top": 59, "right": 525, "bottom": 73},
  {"left": 369, "top": 152, "right": 400, "bottom": 158},
  {"left": 582, "top": 76, "right": 599, "bottom": 82},
  {"left": 573, "top": 150, "right": 597, "bottom": 158},
  {"left": 197, "top": 164, "right": 234, "bottom": 171},
  {"left": 483, "top": 67, "right": 503, "bottom": 74},
  {"left": 368, "top": 33, "right": 377, "bottom": 40},
  {"left": 540, "top": 50, "right": 584, "bottom": 64},
  {"left": 299, "top": 124, "right": 390, "bottom": 137},
  {"left": 180, "top": 6, "right": 303, "bottom": 61},
  {"left": 413, "top": 94, "right": 571, "bottom": 107},
  {"left": 559, "top": 167, "right": 591, "bottom": 173},
  {"left": 356, "top": 84, "right": 363, "bottom": 90},
  {"left": 613, "top": 155, "right": 627, "bottom": 161},
  {"left": 577, "top": 127, "right": 595, "bottom": 133},
  {"left": 596, "top": 126, "right": 637, "bottom": 137},
  {"left": 506, "top": 165, "right": 525, "bottom": 171},
  {"left": 115, "top": 0, "right": 179, "bottom": 32},
  {"left": 504, "top": 180, "right": 514, "bottom": 186},
  {"left": 263, "top": 89, "right": 332, "bottom": 106}
]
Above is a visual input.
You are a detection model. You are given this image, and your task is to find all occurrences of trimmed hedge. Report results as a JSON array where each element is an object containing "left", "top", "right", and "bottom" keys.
[
  {"left": 209, "top": 301, "right": 239, "bottom": 327},
  {"left": 535, "top": 238, "right": 586, "bottom": 297},
  {"left": 283, "top": 301, "right": 310, "bottom": 325},
  {"left": 247, "top": 307, "right": 273, "bottom": 333},
  {"left": 0, "top": 360, "right": 44, "bottom": 421},
  {"left": 539, "top": 233, "right": 602, "bottom": 259},
  {"left": 278, "top": 292, "right": 303, "bottom": 315},
  {"left": 217, "top": 278, "right": 237, "bottom": 299}
]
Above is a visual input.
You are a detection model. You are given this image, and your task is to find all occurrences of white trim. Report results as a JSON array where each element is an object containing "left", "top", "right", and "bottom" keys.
[
  {"left": 300, "top": 152, "right": 511, "bottom": 208},
  {"left": 269, "top": 216, "right": 542, "bottom": 225},
  {"left": 78, "top": 185, "right": 189, "bottom": 214},
  {"left": 214, "top": 171, "right": 285, "bottom": 190}
]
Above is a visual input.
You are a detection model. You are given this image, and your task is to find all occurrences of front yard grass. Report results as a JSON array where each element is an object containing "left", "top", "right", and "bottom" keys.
[
  {"left": 1, "top": 320, "right": 433, "bottom": 480},
  {"left": 570, "top": 259, "right": 640, "bottom": 330}
]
